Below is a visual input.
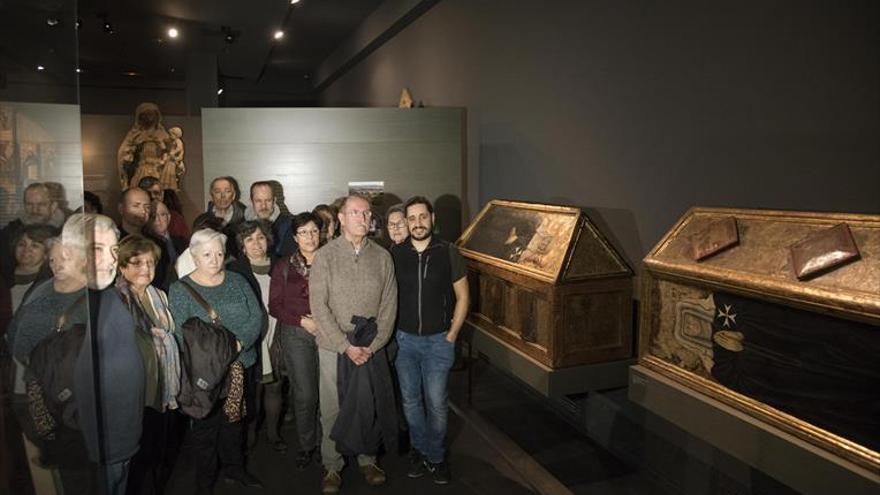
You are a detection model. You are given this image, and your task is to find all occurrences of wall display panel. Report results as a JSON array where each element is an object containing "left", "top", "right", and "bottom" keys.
[
  {"left": 638, "top": 207, "right": 880, "bottom": 473},
  {"left": 459, "top": 200, "right": 633, "bottom": 368},
  {"left": 0, "top": 102, "right": 84, "bottom": 225},
  {"left": 201, "top": 108, "right": 464, "bottom": 236}
]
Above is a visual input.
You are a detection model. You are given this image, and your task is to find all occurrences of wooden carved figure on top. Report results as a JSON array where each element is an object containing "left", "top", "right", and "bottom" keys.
[
  {"left": 160, "top": 126, "right": 185, "bottom": 191},
  {"left": 117, "top": 102, "right": 171, "bottom": 190}
]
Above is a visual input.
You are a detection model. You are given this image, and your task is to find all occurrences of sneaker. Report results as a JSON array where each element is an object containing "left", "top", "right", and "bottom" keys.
[
  {"left": 360, "top": 463, "right": 387, "bottom": 486},
  {"left": 321, "top": 469, "right": 342, "bottom": 494},
  {"left": 407, "top": 450, "right": 426, "bottom": 478},
  {"left": 426, "top": 461, "right": 451, "bottom": 485},
  {"left": 271, "top": 439, "right": 288, "bottom": 453}
]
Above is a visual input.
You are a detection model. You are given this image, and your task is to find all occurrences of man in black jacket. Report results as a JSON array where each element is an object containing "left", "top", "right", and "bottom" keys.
[{"left": 390, "top": 196, "right": 469, "bottom": 485}]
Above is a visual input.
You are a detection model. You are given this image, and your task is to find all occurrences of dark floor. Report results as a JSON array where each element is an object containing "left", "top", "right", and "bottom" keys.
[
  {"left": 161, "top": 357, "right": 664, "bottom": 495},
  {"left": 449, "top": 359, "right": 670, "bottom": 495}
]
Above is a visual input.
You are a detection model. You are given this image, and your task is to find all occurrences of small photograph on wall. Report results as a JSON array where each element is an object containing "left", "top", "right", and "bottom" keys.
[
  {"left": 460, "top": 200, "right": 580, "bottom": 280},
  {"left": 348, "top": 180, "right": 384, "bottom": 205}
]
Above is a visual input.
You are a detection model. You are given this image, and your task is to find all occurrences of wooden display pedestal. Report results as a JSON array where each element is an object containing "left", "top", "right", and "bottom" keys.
[
  {"left": 628, "top": 364, "right": 880, "bottom": 495},
  {"left": 464, "top": 321, "right": 634, "bottom": 400}
]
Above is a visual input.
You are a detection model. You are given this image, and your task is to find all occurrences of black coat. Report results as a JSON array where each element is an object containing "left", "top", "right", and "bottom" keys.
[{"left": 331, "top": 316, "right": 398, "bottom": 456}]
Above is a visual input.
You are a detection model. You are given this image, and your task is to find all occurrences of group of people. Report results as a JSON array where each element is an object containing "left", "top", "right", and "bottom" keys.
[{"left": 0, "top": 176, "right": 469, "bottom": 495}]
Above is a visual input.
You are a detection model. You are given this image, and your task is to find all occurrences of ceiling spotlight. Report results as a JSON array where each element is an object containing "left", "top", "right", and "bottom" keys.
[
  {"left": 167, "top": 27, "right": 179, "bottom": 38},
  {"left": 290, "top": 0, "right": 301, "bottom": 4},
  {"left": 36, "top": 65, "right": 45, "bottom": 71},
  {"left": 47, "top": 18, "right": 60, "bottom": 27},
  {"left": 75, "top": 68, "right": 82, "bottom": 73},
  {"left": 217, "top": 88, "right": 224, "bottom": 95},
  {"left": 273, "top": 30, "right": 284, "bottom": 40},
  {"left": 222, "top": 25, "right": 238, "bottom": 44},
  {"left": 103, "top": 21, "right": 114, "bottom": 34},
  {"left": 76, "top": 18, "right": 82, "bottom": 29}
]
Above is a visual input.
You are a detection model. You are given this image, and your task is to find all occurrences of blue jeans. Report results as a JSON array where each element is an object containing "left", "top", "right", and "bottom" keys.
[{"left": 395, "top": 331, "right": 455, "bottom": 464}]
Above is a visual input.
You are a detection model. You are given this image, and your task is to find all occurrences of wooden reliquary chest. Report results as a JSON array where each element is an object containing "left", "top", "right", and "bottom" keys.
[
  {"left": 457, "top": 200, "right": 634, "bottom": 369},
  {"left": 639, "top": 207, "right": 880, "bottom": 472}
]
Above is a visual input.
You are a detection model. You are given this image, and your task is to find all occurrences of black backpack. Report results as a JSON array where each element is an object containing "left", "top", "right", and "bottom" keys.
[
  {"left": 27, "top": 293, "right": 87, "bottom": 434},
  {"left": 176, "top": 281, "right": 238, "bottom": 419}
]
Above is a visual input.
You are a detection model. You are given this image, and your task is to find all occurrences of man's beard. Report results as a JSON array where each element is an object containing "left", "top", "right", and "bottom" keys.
[
  {"left": 410, "top": 227, "right": 431, "bottom": 241},
  {"left": 126, "top": 215, "right": 148, "bottom": 228},
  {"left": 22, "top": 213, "right": 47, "bottom": 225},
  {"left": 90, "top": 270, "right": 116, "bottom": 290}
]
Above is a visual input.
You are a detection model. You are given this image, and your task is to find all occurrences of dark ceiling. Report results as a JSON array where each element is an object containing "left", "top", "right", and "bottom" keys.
[{"left": 0, "top": 0, "right": 383, "bottom": 103}]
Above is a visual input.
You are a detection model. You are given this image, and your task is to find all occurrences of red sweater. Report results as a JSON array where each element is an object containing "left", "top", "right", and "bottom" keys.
[{"left": 269, "top": 256, "right": 311, "bottom": 327}]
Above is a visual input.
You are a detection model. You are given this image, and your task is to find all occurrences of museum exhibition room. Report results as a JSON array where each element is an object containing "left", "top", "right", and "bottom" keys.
[{"left": 0, "top": 1, "right": 877, "bottom": 494}]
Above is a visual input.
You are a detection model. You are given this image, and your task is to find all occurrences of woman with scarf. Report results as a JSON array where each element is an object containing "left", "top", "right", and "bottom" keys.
[
  {"left": 269, "top": 211, "right": 324, "bottom": 469},
  {"left": 115, "top": 234, "right": 181, "bottom": 495},
  {"left": 225, "top": 220, "right": 283, "bottom": 453}
]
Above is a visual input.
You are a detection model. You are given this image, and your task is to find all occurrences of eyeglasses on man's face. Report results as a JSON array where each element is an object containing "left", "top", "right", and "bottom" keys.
[{"left": 345, "top": 209, "right": 372, "bottom": 219}]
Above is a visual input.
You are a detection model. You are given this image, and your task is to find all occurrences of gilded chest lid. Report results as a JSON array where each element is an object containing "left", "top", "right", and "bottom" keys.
[
  {"left": 457, "top": 199, "right": 631, "bottom": 284},
  {"left": 645, "top": 207, "right": 880, "bottom": 321}
]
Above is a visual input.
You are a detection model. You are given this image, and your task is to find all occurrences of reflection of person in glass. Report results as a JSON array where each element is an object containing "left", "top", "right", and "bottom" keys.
[
  {"left": 115, "top": 234, "right": 182, "bottom": 494},
  {"left": 8, "top": 224, "right": 55, "bottom": 308},
  {"left": 0, "top": 182, "right": 65, "bottom": 282},
  {"left": 71, "top": 213, "right": 146, "bottom": 495},
  {"left": 6, "top": 219, "right": 89, "bottom": 494}
]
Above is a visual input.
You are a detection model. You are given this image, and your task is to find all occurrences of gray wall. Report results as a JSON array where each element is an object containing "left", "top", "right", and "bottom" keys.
[
  {"left": 320, "top": 0, "right": 880, "bottom": 272},
  {"left": 201, "top": 107, "right": 463, "bottom": 237}
]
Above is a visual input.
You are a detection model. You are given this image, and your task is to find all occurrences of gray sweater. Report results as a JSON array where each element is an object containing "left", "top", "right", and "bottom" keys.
[{"left": 309, "top": 236, "right": 397, "bottom": 354}]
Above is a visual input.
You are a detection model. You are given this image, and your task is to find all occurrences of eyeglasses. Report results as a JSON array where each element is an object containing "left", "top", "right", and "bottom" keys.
[
  {"left": 296, "top": 229, "right": 320, "bottom": 238},
  {"left": 345, "top": 209, "right": 372, "bottom": 219},
  {"left": 388, "top": 221, "right": 406, "bottom": 229},
  {"left": 128, "top": 258, "right": 156, "bottom": 269}
]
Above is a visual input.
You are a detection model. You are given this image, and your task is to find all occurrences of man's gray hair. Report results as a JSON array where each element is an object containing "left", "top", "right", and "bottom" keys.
[
  {"left": 189, "top": 228, "right": 227, "bottom": 256},
  {"left": 23, "top": 182, "right": 50, "bottom": 199},
  {"left": 62, "top": 213, "right": 119, "bottom": 255}
]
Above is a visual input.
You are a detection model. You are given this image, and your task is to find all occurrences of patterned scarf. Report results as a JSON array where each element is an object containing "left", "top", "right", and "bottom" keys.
[{"left": 116, "top": 278, "right": 181, "bottom": 410}]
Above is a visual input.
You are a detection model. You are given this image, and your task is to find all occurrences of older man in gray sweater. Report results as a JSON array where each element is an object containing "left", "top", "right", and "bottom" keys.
[{"left": 309, "top": 194, "right": 397, "bottom": 494}]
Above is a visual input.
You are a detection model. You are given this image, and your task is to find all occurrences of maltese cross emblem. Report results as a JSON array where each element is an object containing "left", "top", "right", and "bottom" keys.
[{"left": 717, "top": 304, "right": 737, "bottom": 328}]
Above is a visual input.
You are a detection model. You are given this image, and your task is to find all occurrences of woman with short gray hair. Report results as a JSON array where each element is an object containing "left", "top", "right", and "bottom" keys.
[{"left": 168, "top": 228, "right": 264, "bottom": 493}]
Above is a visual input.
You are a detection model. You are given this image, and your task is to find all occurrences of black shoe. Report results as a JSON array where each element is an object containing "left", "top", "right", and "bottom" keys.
[
  {"left": 295, "top": 448, "right": 313, "bottom": 469},
  {"left": 426, "top": 460, "right": 450, "bottom": 485},
  {"left": 407, "top": 450, "right": 426, "bottom": 479},
  {"left": 271, "top": 439, "right": 289, "bottom": 453},
  {"left": 223, "top": 469, "right": 264, "bottom": 489}
]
